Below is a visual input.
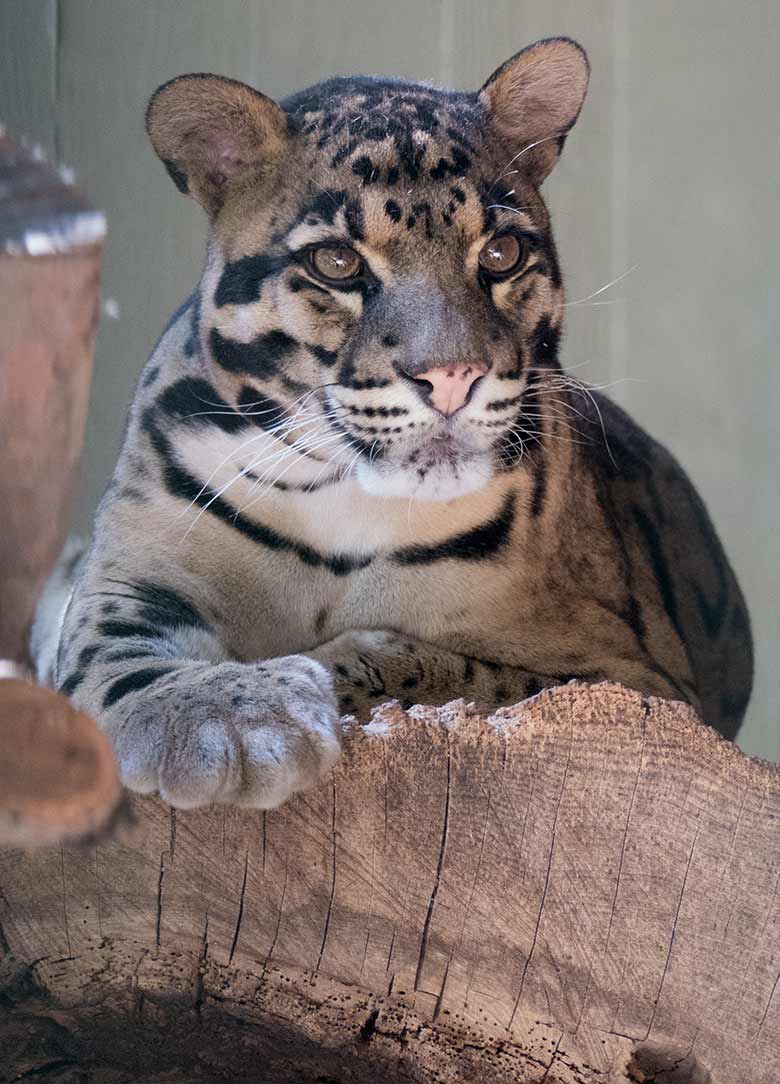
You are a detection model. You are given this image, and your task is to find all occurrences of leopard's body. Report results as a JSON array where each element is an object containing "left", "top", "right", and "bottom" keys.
[{"left": 35, "top": 39, "right": 752, "bottom": 808}]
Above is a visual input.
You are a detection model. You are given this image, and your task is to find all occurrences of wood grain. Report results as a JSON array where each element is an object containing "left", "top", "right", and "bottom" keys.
[
  {"left": 2, "top": 683, "right": 778, "bottom": 1081},
  {"left": 0, "top": 678, "right": 124, "bottom": 848}
]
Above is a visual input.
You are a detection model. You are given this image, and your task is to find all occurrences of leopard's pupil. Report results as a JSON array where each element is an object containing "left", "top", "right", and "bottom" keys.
[
  {"left": 313, "top": 246, "right": 360, "bottom": 279},
  {"left": 479, "top": 234, "right": 521, "bottom": 274}
]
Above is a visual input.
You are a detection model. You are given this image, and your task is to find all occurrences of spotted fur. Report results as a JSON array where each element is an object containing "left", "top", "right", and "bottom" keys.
[{"left": 34, "top": 39, "right": 752, "bottom": 808}]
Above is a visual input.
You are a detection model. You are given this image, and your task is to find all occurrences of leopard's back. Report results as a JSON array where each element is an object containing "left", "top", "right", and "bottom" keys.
[{"left": 591, "top": 393, "right": 752, "bottom": 737}]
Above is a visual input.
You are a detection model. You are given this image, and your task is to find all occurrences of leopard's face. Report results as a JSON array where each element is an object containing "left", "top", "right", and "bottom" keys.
[{"left": 148, "top": 44, "right": 587, "bottom": 501}]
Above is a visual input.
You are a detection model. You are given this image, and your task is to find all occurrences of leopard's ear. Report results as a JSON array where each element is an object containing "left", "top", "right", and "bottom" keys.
[
  {"left": 479, "top": 38, "right": 589, "bottom": 185},
  {"left": 146, "top": 74, "right": 288, "bottom": 215}
]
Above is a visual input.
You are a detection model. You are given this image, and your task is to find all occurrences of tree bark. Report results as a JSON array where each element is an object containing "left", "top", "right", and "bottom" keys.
[{"left": 2, "top": 682, "right": 778, "bottom": 1082}]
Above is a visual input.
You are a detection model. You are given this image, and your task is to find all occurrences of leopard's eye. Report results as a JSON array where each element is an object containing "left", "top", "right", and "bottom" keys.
[
  {"left": 478, "top": 233, "right": 525, "bottom": 278},
  {"left": 308, "top": 245, "right": 363, "bottom": 283}
]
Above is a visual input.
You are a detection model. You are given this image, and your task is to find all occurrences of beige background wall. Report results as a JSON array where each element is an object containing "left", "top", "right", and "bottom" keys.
[{"left": 2, "top": 0, "right": 778, "bottom": 757}]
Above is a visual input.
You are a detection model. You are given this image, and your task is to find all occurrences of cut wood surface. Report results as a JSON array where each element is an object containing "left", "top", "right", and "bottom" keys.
[
  {"left": 0, "top": 131, "right": 103, "bottom": 663},
  {"left": 0, "top": 678, "right": 124, "bottom": 849},
  {"left": 2, "top": 682, "right": 779, "bottom": 1082}
]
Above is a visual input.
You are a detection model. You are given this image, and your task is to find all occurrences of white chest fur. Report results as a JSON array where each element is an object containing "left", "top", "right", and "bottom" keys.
[
  {"left": 174, "top": 423, "right": 514, "bottom": 555},
  {"left": 167, "top": 423, "right": 519, "bottom": 658}
]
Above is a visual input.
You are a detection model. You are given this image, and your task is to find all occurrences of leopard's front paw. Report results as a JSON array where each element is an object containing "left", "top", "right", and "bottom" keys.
[
  {"left": 307, "top": 629, "right": 416, "bottom": 718},
  {"left": 103, "top": 656, "right": 340, "bottom": 809}
]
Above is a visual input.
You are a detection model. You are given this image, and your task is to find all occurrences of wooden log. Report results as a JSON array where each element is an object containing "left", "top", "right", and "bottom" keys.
[
  {"left": 0, "top": 677, "right": 124, "bottom": 849},
  {"left": 0, "top": 131, "right": 104, "bottom": 663},
  {"left": 2, "top": 682, "right": 778, "bottom": 1082}
]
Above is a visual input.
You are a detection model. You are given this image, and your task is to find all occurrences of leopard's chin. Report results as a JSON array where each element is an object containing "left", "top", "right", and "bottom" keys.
[{"left": 354, "top": 445, "right": 493, "bottom": 502}]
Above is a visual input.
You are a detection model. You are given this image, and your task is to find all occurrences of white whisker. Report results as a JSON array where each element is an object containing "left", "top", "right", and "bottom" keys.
[
  {"left": 564, "top": 299, "right": 623, "bottom": 309},
  {"left": 563, "top": 265, "right": 638, "bottom": 307},
  {"left": 236, "top": 434, "right": 350, "bottom": 515},
  {"left": 174, "top": 408, "right": 324, "bottom": 521},
  {"left": 488, "top": 133, "right": 567, "bottom": 194},
  {"left": 513, "top": 424, "right": 591, "bottom": 448},
  {"left": 177, "top": 404, "right": 344, "bottom": 538},
  {"left": 486, "top": 204, "right": 532, "bottom": 216},
  {"left": 241, "top": 429, "right": 348, "bottom": 499}
]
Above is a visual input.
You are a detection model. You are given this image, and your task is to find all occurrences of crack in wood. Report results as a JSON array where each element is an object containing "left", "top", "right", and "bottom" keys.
[
  {"left": 228, "top": 849, "right": 249, "bottom": 965},
  {"left": 385, "top": 924, "right": 396, "bottom": 973},
  {"left": 458, "top": 788, "right": 493, "bottom": 1006},
  {"left": 261, "top": 810, "right": 267, "bottom": 874},
  {"left": 259, "top": 865, "right": 287, "bottom": 986},
  {"left": 538, "top": 1031, "right": 564, "bottom": 1081},
  {"left": 192, "top": 913, "right": 208, "bottom": 1017},
  {"left": 745, "top": 966, "right": 780, "bottom": 1078},
  {"left": 382, "top": 740, "right": 390, "bottom": 848},
  {"left": 358, "top": 819, "right": 378, "bottom": 984},
  {"left": 359, "top": 927, "right": 371, "bottom": 982},
  {"left": 730, "top": 852, "right": 780, "bottom": 1020},
  {"left": 315, "top": 775, "right": 338, "bottom": 974},
  {"left": 643, "top": 814, "right": 704, "bottom": 1042},
  {"left": 414, "top": 739, "right": 451, "bottom": 992},
  {"left": 605, "top": 710, "right": 647, "bottom": 956},
  {"left": 697, "top": 784, "right": 749, "bottom": 1033},
  {"left": 577, "top": 710, "right": 648, "bottom": 1039},
  {"left": 154, "top": 851, "right": 165, "bottom": 952},
  {"left": 94, "top": 846, "right": 103, "bottom": 941},
  {"left": 432, "top": 959, "right": 450, "bottom": 1022},
  {"left": 58, "top": 846, "right": 71, "bottom": 956},
  {"left": 508, "top": 726, "right": 574, "bottom": 1031},
  {"left": 131, "top": 948, "right": 149, "bottom": 1018}
]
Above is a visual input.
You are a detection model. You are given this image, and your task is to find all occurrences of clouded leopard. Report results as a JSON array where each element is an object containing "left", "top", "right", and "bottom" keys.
[{"left": 34, "top": 37, "right": 752, "bottom": 809}]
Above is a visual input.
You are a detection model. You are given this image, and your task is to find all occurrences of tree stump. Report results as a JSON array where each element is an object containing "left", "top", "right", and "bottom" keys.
[{"left": 2, "top": 682, "right": 778, "bottom": 1082}]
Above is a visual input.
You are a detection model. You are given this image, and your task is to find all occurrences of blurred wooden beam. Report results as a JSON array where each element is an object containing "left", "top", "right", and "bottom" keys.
[
  {"left": 0, "top": 134, "right": 122, "bottom": 849},
  {"left": 0, "top": 131, "right": 104, "bottom": 662}
]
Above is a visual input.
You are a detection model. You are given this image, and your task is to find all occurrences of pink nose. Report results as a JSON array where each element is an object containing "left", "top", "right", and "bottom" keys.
[{"left": 412, "top": 363, "right": 488, "bottom": 416}]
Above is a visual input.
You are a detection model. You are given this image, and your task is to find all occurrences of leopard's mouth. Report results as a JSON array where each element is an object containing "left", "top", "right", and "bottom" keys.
[
  {"left": 420, "top": 433, "right": 462, "bottom": 459},
  {"left": 406, "top": 433, "right": 474, "bottom": 472},
  {"left": 354, "top": 430, "right": 493, "bottom": 501}
]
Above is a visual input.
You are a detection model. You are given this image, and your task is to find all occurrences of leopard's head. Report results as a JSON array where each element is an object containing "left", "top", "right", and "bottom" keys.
[{"left": 147, "top": 38, "right": 588, "bottom": 502}]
